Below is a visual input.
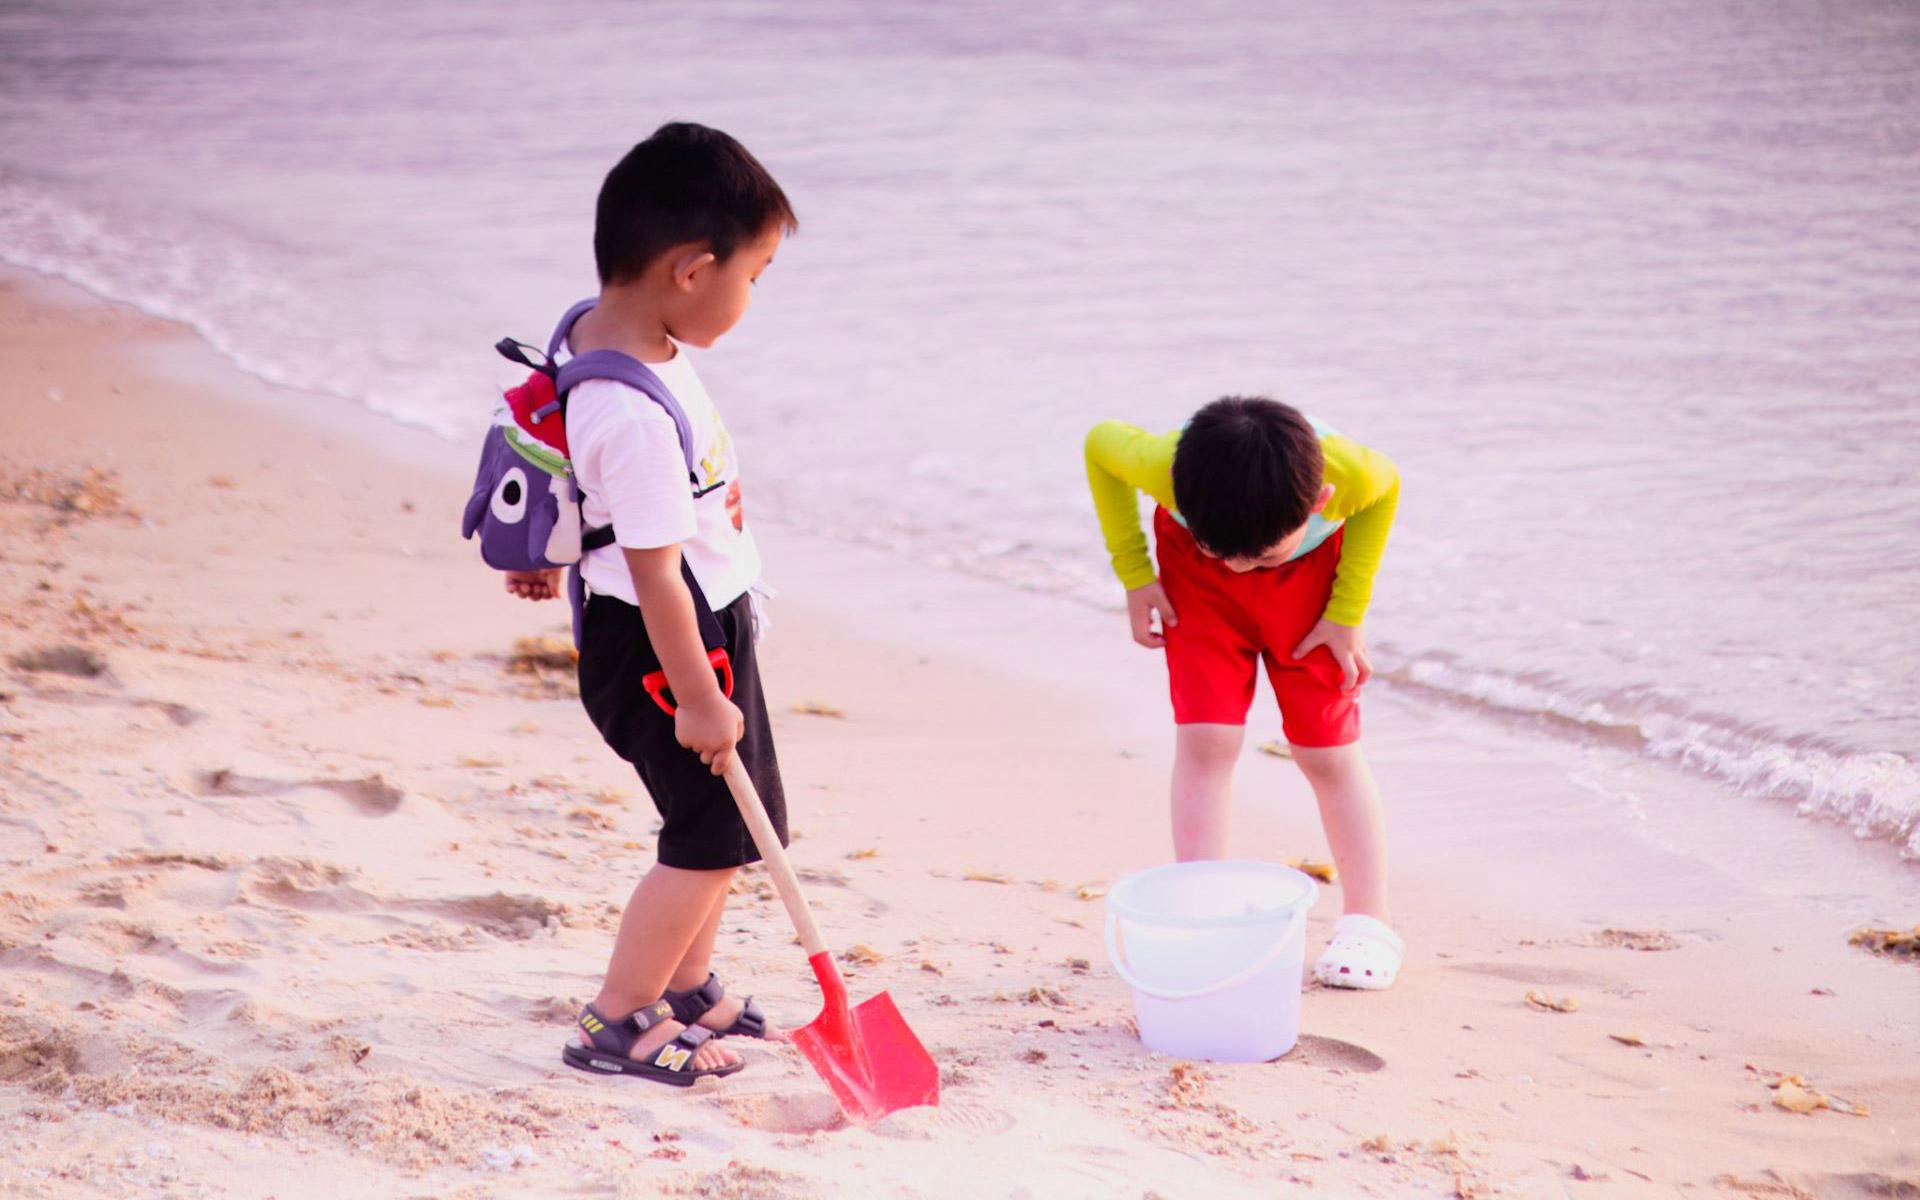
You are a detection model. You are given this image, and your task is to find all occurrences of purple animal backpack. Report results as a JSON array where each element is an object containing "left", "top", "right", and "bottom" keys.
[{"left": 462, "top": 299, "right": 729, "bottom": 683}]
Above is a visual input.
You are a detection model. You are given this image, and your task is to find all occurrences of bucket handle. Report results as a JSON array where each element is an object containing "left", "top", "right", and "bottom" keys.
[{"left": 1105, "top": 906, "right": 1308, "bottom": 1002}]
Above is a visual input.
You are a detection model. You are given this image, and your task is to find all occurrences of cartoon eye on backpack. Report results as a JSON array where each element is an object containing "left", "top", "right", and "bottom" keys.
[{"left": 461, "top": 300, "right": 734, "bottom": 706}]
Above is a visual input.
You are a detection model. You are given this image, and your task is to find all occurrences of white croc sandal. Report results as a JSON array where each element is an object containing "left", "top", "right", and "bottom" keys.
[{"left": 1312, "top": 914, "right": 1404, "bottom": 990}]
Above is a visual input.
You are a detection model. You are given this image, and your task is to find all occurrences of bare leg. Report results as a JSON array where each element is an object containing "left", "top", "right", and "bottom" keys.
[
  {"left": 585, "top": 863, "right": 740, "bottom": 1070},
  {"left": 668, "top": 883, "right": 762, "bottom": 1033},
  {"left": 1290, "top": 741, "right": 1389, "bottom": 922},
  {"left": 1171, "top": 723, "right": 1245, "bottom": 861}
]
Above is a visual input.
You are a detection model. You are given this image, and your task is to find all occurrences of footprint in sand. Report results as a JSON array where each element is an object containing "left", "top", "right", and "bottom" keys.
[
  {"left": 238, "top": 857, "right": 378, "bottom": 911},
  {"left": 133, "top": 698, "right": 203, "bottom": 727},
  {"left": 239, "top": 862, "right": 571, "bottom": 941},
  {"left": 194, "top": 769, "right": 402, "bottom": 816},
  {"left": 415, "top": 891, "right": 571, "bottom": 939},
  {"left": 18, "top": 851, "right": 230, "bottom": 909},
  {"left": 77, "top": 921, "right": 253, "bottom": 978},
  {"left": 0, "top": 763, "right": 87, "bottom": 809},
  {"left": 712, "top": 1090, "right": 849, "bottom": 1135},
  {"left": 1281, "top": 1034, "right": 1386, "bottom": 1073},
  {"left": 14, "top": 677, "right": 203, "bottom": 726},
  {"left": 9, "top": 644, "right": 110, "bottom": 678},
  {"left": 235, "top": 861, "right": 577, "bottom": 942},
  {"left": 1447, "top": 962, "right": 1612, "bottom": 988},
  {"left": 870, "top": 1098, "right": 1017, "bottom": 1140},
  {"left": 516, "top": 995, "right": 579, "bottom": 1023}
]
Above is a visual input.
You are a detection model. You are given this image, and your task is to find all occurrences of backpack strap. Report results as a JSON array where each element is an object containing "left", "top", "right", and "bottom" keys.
[
  {"left": 546, "top": 299, "right": 599, "bottom": 360},
  {"left": 557, "top": 351, "right": 697, "bottom": 480},
  {"left": 546, "top": 300, "right": 698, "bottom": 480},
  {"left": 543, "top": 300, "right": 701, "bottom": 585}
]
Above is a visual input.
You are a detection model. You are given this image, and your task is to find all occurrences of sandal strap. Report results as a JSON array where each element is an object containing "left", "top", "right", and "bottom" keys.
[
  {"left": 644, "top": 1023, "right": 716, "bottom": 1074},
  {"left": 664, "top": 973, "right": 727, "bottom": 1024},
  {"left": 577, "top": 999, "right": 676, "bottom": 1057},
  {"left": 728, "top": 996, "right": 767, "bottom": 1038},
  {"left": 628, "top": 999, "right": 676, "bottom": 1032},
  {"left": 576, "top": 1003, "right": 636, "bottom": 1056}
]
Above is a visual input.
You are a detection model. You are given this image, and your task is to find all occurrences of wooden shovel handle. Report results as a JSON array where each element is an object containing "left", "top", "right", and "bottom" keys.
[{"left": 722, "top": 755, "right": 827, "bottom": 959}]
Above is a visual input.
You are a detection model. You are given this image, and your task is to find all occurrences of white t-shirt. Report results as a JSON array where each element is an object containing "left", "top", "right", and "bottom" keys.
[{"left": 565, "top": 346, "right": 761, "bottom": 610}]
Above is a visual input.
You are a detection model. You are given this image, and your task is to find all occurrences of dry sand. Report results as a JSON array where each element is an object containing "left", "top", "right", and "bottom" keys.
[{"left": 1, "top": 266, "right": 1915, "bottom": 1198}]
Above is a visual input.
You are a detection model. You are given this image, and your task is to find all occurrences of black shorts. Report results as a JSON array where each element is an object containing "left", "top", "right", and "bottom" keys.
[{"left": 576, "top": 590, "right": 788, "bottom": 871}]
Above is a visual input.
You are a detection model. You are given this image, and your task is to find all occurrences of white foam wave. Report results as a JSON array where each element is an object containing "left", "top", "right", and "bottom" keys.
[
  {"left": 0, "top": 178, "right": 482, "bottom": 441},
  {"left": 1391, "top": 654, "right": 1920, "bottom": 860}
]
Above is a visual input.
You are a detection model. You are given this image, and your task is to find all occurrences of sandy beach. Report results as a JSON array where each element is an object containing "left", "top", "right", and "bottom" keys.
[{"left": 1, "top": 266, "right": 1916, "bottom": 1198}]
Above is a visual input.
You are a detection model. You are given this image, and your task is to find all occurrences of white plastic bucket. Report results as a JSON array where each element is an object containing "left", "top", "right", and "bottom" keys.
[{"left": 1105, "top": 860, "right": 1318, "bottom": 1062}]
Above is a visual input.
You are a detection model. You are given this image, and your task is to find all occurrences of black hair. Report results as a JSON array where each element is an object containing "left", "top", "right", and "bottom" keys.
[
  {"left": 1171, "top": 396, "right": 1324, "bottom": 559},
  {"left": 594, "top": 122, "right": 798, "bottom": 285}
]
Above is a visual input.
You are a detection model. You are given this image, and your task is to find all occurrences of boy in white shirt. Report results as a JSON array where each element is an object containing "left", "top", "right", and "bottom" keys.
[{"left": 505, "top": 122, "right": 795, "bottom": 1085}]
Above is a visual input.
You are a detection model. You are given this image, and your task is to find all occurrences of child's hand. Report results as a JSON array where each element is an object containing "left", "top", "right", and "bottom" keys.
[
  {"left": 1293, "top": 617, "right": 1371, "bottom": 692},
  {"left": 504, "top": 569, "right": 562, "bottom": 601},
  {"left": 1126, "top": 581, "right": 1179, "bottom": 649},
  {"left": 675, "top": 692, "right": 746, "bottom": 776}
]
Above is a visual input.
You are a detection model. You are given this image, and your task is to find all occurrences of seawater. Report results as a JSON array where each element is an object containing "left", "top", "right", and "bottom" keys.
[{"left": 3, "top": 0, "right": 1916, "bottom": 856}]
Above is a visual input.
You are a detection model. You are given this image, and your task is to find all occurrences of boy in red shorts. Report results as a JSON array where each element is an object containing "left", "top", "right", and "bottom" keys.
[{"left": 1084, "top": 397, "right": 1403, "bottom": 988}]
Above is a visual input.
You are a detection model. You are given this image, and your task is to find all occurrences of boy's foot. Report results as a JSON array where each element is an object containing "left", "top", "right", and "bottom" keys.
[
  {"left": 563, "top": 1000, "right": 744, "bottom": 1085},
  {"left": 665, "top": 972, "right": 772, "bottom": 1039},
  {"left": 1312, "top": 914, "right": 1403, "bottom": 990}
]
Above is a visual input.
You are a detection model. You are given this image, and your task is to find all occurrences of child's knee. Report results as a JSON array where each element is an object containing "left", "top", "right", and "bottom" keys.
[
  {"left": 1290, "top": 740, "right": 1366, "bottom": 784},
  {"left": 1174, "top": 723, "right": 1245, "bottom": 771}
]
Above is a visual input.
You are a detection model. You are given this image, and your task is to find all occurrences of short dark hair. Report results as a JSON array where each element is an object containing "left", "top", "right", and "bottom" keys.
[
  {"left": 1171, "top": 396, "right": 1324, "bottom": 558},
  {"left": 594, "top": 122, "right": 798, "bottom": 285}
]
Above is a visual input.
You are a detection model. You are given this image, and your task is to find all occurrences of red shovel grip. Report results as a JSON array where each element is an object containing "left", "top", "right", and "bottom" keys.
[{"left": 640, "top": 647, "right": 734, "bottom": 716}]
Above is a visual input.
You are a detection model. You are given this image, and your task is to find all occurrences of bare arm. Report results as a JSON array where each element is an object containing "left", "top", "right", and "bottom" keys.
[{"left": 625, "top": 545, "right": 743, "bottom": 775}]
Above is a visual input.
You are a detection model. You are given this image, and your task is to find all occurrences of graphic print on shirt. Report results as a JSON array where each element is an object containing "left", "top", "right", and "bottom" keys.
[
  {"left": 697, "top": 418, "right": 733, "bottom": 496},
  {"left": 697, "top": 413, "right": 748, "bottom": 533}
]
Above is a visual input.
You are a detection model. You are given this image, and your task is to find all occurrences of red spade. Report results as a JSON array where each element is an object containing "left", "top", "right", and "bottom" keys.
[{"left": 722, "top": 758, "right": 940, "bottom": 1122}]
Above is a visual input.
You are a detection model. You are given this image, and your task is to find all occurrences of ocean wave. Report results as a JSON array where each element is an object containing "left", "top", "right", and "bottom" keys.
[
  {"left": 1386, "top": 652, "right": 1920, "bottom": 860},
  {"left": 0, "top": 177, "right": 481, "bottom": 441}
]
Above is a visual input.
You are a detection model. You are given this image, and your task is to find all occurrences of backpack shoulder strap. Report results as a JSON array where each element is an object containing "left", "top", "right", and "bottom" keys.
[
  {"left": 557, "top": 351, "right": 697, "bottom": 477},
  {"left": 547, "top": 299, "right": 599, "bottom": 360},
  {"left": 546, "top": 299, "right": 697, "bottom": 477}
]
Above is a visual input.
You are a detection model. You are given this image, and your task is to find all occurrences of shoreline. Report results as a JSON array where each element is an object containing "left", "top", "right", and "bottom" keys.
[
  {"left": 11, "top": 231, "right": 1916, "bottom": 868},
  {"left": 1, "top": 265, "right": 1915, "bottom": 1197}
]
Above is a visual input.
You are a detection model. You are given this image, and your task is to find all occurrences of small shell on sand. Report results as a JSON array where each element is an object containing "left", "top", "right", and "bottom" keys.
[
  {"left": 1286, "top": 858, "right": 1337, "bottom": 884},
  {"left": 1761, "top": 1071, "right": 1870, "bottom": 1118},
  {"left": 1524, "top": 991, "right": 1579, "bottom": 1013}
]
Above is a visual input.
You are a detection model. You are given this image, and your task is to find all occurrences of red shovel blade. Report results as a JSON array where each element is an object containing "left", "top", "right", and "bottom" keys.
[{"left": 789, "top": 951, "right": 940, "bottom": 1123}]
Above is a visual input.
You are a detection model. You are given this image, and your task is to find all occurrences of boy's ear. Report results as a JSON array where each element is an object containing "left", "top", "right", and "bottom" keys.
[
  {"left": 1311, "top": 482, "right": 1335, "bottom": 514},
  {"left": 670, "top": 247, "right": 717, "bottom": 289}
]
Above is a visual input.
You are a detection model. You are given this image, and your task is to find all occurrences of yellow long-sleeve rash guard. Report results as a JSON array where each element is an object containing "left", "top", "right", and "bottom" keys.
[{"left": 1083, "top": 418, "right": 1399, "bottom": 627}]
